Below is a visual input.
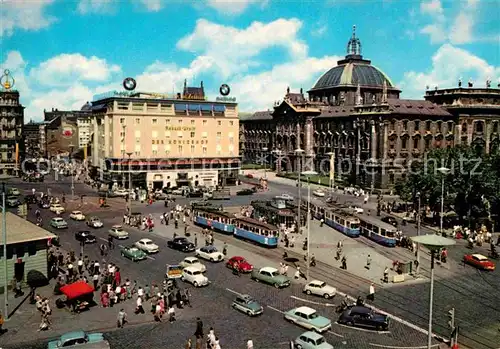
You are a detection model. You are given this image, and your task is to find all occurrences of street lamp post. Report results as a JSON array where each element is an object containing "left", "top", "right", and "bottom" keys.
[
  {"left": 121, "top": 125, "right": 126, "bottom": 188},
  {"left": 295, "top": 149, "right": 304, "bottom": 233},
  {"left": 438, "top": 167, "right": 450, "bottom": 236},
  {"left": 415, "top": 192, "right": 422, "bottom": 276},
  {"left": 262, "top": 147, "right": 268, "bottom": 179},
  {"left": 301, "top": 170, "right": 318, "bottom": 281},
  {"left": 127, "top": 152, "right": 133, "bottom": 214},
  {"left": 69, "top": 144, "right": 75, "bottom": 200},
  {"left": 1, "top": 175, "right": 13, "bottom": 320},
  {"left": 411, "top": 235, "right": 455, "bottom": 349},
  {"left": 326, "top": 151, "right": 335, "bottom": 197}
]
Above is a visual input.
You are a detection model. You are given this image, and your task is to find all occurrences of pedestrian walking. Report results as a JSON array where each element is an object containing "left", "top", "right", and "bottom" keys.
[
  {"left": 383, "top": 267, "right": 389, "bottom": 283},
  {"left": 117, "top": 309, "right": 127, "bottom": 328},
  {"left": 67, "top": 263, "right": 74, "bottom": 279},
  {"left": 168, "top": 305, "right": 176, "bottom": 322},
  {"left": 108, "top": 235, "right": 114, "bottom": 249},
  {"left": 247, "top": 339, "right": 254, "bottom": 349},
  {"left": 341, "top": 256, "right": 347, "bottom": 269},
  {"left": 135, "top": 296, "right": 145, "bottom": 314},
  {"left": 195, "top": 317, "right": 204, "bottom": 338},
  {"left": 365, "top": 255, "right": 372, "bottom": 270},
  {"left": 367, "top": 283, "right": 375, "bottom": 301},
  {"left": 77, "top": 258, "right": 84, "bottom": 274}
]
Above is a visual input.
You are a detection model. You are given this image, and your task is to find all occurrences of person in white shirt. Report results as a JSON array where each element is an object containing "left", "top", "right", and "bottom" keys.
[
  {"left": 135, "top": 296, "right": 144, "bottom": 314},
  {"left": 77, "top": 259, "right": 84, "bottom": 274},
  {"left": 213, "top": 338, "right": 221, "bottom": 349},
  {"left": 167, "top": 306, "right": 175, "bottom": 322},
  {"left": 247, "top": 339, "right": 254, "bottom": 349},
  {"left": 208, "top": 328, "right": 216, "bottom": 347},
  {"left": 137, "top": 287, "right": 144, "bottom": 298},
  {"left": 115, "top": 286, "right": 122, "bottom": 302},
  {"left": 94, "top": 261, "right": 100, "bottom": 274}
]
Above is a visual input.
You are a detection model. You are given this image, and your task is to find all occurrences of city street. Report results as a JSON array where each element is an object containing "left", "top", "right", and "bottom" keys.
[{"left": 1, "top": 177, "right": 437, "bottom": 349}]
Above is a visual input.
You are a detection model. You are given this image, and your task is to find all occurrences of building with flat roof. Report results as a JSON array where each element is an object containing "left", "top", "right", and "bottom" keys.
[
  {"left": 0, "top": 89, "right": 25, "bottom": 176},
  {"left": 0, "top": 212, "right": 56, "bottom": 292},
  {"left": 89, "top": 81, "right": 240, "bottom": 189}
]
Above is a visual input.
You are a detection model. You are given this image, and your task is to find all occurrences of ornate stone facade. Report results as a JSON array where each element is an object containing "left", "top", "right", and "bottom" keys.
[{"left": 240, "top": 28, "right": 500, "bottom": 190}]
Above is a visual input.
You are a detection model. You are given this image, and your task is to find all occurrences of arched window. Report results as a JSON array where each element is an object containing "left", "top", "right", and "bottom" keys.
[
  {"left": 475, "top": 121, "right": 484, "bottom": 133},
  {"left": 461, "top": 123, "right": 467, "bottom": 133}
]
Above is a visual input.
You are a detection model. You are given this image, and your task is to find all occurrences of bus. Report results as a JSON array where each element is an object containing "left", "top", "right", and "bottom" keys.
[{"left": 233, "top": 217, "right": 279, "bottom": 248}]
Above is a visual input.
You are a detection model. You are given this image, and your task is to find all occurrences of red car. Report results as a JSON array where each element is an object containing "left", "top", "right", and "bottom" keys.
[
  {"left": 463, "top": 253, "right": 496, "bottom": 271},
  {"left": 246, "top": 173, "right": 254, "bottom": 178},
  {"left": 226, "top": 256, "right": 253, "bottom": 273}
]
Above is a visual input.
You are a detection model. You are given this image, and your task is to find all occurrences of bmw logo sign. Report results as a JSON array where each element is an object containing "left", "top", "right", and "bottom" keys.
[
  {"left": 220, "top": 84, "right": 230, "bottom": 96},
  {"left": 123, "top": 77, "right": 137, "bottom": 91}
]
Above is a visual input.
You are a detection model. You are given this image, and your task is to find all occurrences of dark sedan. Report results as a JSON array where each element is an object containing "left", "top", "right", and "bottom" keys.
[
  {"left": 338, "top": 306, "right": 389, "bottom": 331},
  {"left": 167, "top": 237, "right": 195, "bottom": 252},
  {"left": 236, "top": 188, "right": 256, "bottom": 196},
  {"left": 381, "top": 216, "right": 398, "bottom": 227},
  {"left": 75, "top": 231, "right": 97, "bottom": 244}
]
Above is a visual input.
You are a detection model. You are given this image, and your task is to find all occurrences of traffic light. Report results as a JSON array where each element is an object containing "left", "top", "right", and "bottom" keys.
[{"left": 448, "top": 308, "right": 455, "bottom": 329}]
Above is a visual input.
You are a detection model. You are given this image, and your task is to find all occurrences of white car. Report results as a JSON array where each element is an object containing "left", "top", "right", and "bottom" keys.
[
  {"left": 280, "top": 194, "right": 294, "bottom": 201},
  {"left": 313, "top": 190, "right": 325, "bottom": 197},
  {"left": 181, "top": 266, "right": 209, "bottom": 287},
  {"left": 108, "top": 225, "right": 129, "bottom": 239},
  {"left": 134, "top": 238, "right": 159, "bottom": 253},
  {"left": 69, "top": 210, "right": 86, "bottom": 221},
  {"left": 113, "top": 189, "right": 130, "bottom": 197},
  {"left": 179, "top": 256, "right": 207, "bottom": 272},
  {"left": 195, "top": 245, "right": 225, "bottom": 262},
  {"left": 49, "top": 204, "right": 65, "bottom": 214},
  {"left": 303, "top": 280, "right": 337, "bottom": 299},
  {"left": 8, "top": 188, "right": 21, "bottom": 196},
  {"left": 350, "top": 206, "right": 364, "bottom": 214}
]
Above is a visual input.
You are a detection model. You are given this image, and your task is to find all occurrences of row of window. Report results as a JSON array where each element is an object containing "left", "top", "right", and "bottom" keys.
[
  {"left": 119, "top": 118, "right": 235, "bottom": 127},
  {"left": 389, "top": 137, "right": 451, "bottom": 150},
  {"left": 127, "top": 145, "right": 236, "bottom": 157}
]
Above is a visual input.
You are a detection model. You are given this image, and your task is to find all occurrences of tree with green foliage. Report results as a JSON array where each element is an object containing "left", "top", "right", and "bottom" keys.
[{"left": 395, "top": 146, "right": 500, "bottom": 229}]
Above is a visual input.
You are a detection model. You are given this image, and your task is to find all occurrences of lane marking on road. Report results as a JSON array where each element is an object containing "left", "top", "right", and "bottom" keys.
[
  {"left": 226, "top": 288, "right": 243, "bottom": 296},
  {"left": 334, "top": 290, "right": 430, "bottom": 337},
  {"left": 369, "top": 344, "right": 440, "bottom": 349},
  {"left": 335, "top": 322, "right": 390, "bottom": 334},
  {"left": 290, "top": 295, "right": 336, "bottom": 307},
  {"left": 267, "top": 305, "right": 284, "bottom": 314},
  {"left": 327, "top": 330, "right": 344, "bottom": 338}
]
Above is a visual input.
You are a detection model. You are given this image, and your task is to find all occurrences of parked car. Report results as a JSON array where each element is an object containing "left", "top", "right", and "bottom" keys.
[
  {"left": 231, "top": 294, "right": 263, "bottom": 316},
  {"left": 179, "top": 256, "right": 207, "bottom": 272},
  {"left": 120, "top": 246, "right": 147, "bottom": 262},
  {"left": 313, "top": 190, "right": 325, "bottom": 197},
  {"left": 284, "top": 306, "right": 332, "bottom": 333},
  {"left": 113, "top": 189, "right": 130, "bottom": 197},
  {"left": 303, "top": 280, "right": 336, "bottom": 299},
  {"left": 226, "top": 256, "right": 253, "bottom": 273},
  {"left": 195, "top": 245, "right": 225, "bottom": 262},
  {"left": 108, "top": 225, "right": 129, "bottom": 239},
  {"left": 134, "top": 238, "right": 159, "bottom": 253},
  {"left": 181, "top": 266, "right": 209, "bottom": 287},
  {"left": 338, "top": 305, "right": 389, "bottom": 331},
  {"left": 280, "top": 194, "right": 294, "bottom": 201},
  {"left": 381, "top": 216, "right": 398, "bottom": 227},
  {"left": 50, "top": 217, "right": 68, "bottom": 229},
  {"left": 236, "top": 188, "right": 255, "bottom": 196},
  {"left": 86, "top": 216, "right": 104, "bottom": 228},
  {"left": 6, "top": 196, "right": 21, "bottom": 207},
  {"left": 48, "top": 330, "right": 110, "bottom": 349},
  {"left": 251, "top": 267, "right": 290, "bottom": 288},
  {"left": 74, "top": 231, "right": 96, "bottom": 244},
  {"left": 69, "top": 211, "right": 86, "bottom": 221},
  {"left": 463, "top": 253, "right": 496, "bottom": 271},
  {"left": 294, "top": 331, "right": 333, "bottom": 349},
  {"left": 167, "top": 237, "right": 195, "bottom": 252},
  {"left": 7, "top": 188, "right": 21, "bottom": 196},
  {"left": 50, "top": 204, "right": 65, "bottom": 214},
  {"left": 349, "top": 206, "right": 364, "bottom": 214}
]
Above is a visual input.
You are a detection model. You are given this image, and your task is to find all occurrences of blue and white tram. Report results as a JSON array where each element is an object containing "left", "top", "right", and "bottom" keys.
[
  {"left": 301, "top": 198, "right": 325, "bottom": 220},
  {"left": 233, "top": 217, "right": 279, "bottom": 248},
  {"left": 358, "top": 215, "right": 398, "bottom": 247},
  {"left": 324, "top": 208, "right": 360, "bottom": 238},
  {"left": 192, "top": 207, "right": 235, "bottom": 235}
]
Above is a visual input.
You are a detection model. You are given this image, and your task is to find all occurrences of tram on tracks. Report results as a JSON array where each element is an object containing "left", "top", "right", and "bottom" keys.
[
  {"left": 324, "top": 208, "right": 361, "bottom": 238},
  {"left": 357, "top": 214, "right": 398, "bottom": 247},
  {"left": 192, "top": 205, "right": 235, "bottom": 235},
  {"left": 233, "top": 216, "right": 279, "bottom": 248}
]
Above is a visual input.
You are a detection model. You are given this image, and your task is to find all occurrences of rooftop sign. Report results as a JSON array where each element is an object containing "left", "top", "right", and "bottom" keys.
[
  {"left": 216, "top": 96, "right": 236, "bottom": 103},
  {"left": 92, "top": 90, "right": 134, "bottom": 101}
]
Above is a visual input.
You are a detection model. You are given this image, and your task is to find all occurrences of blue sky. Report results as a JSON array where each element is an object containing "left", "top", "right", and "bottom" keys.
[{"left": 1, "top": 0, "right": 499, "bottom": 120}]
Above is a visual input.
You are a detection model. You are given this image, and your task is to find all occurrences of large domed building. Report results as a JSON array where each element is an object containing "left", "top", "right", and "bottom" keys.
[
  {"left": 308, "top": 25, "right": 400, "bottom": 105},
  {"left": 240, "top": 26, "right": 500, "bottom": 190}
]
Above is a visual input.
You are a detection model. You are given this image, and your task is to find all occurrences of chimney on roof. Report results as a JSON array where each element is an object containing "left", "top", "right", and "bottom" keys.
[{"left": 200, "top": 81, "right": 204, "bottom": 89}]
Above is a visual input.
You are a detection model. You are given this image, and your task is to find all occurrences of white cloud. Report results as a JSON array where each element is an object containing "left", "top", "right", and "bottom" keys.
[
  {"left": 77, "top": 0, "right": 117, "bottom": 14},
  {"left": 420, "top": 0, "right": 444, "bottom": 20},
  {"left": 0, "top": 51, "right": 30, "bottom": 96},
  {"left": 138, "top": 0, "right": 164, "bottom": 12},
  {"left": 177, "top": 18, "right": 308, "bottom": 78},
  {"left": 30, "top": 54, "right": 121, "bottom": 86},
  {"left": 400, "top": 44, "right": 500, "bottom": 98},
  {"left": 136, "top": 56, "right": 216, "bottom": 93},
  {"left": 206, "top": 0, "right": 268, "bottom": 15},
  {"left": 229, "top": 56, "right": 341, "bottom": 111},
  {"left": 418, "top": 0, "right": 484, "bottom": 44},
  {"left": 0, "top": 0, "right": 56, "bottom": 36},
  {"left": 312, "top": 24, "right": 328, "bottom": 37}
]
